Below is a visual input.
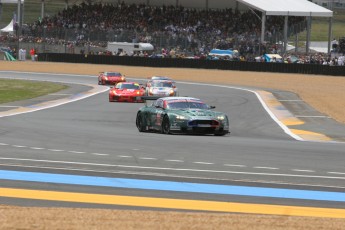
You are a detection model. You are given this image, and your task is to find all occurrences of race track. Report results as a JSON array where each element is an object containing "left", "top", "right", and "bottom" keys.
[{"left": 1, "top": 71, "right": 345, "bottom": 217}]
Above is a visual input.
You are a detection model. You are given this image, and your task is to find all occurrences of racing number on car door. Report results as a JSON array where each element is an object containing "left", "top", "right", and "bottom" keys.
[
  {"left": 155, "top": 99, "right": 164, "bottom": 126},
  {"left": 156, "top": 111, "right": 163, "bottom": 125}
]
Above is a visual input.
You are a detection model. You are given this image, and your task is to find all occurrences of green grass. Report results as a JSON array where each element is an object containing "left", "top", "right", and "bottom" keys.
[
  {"left": 0, "top": 0, "right": 113, "bottom": 26},
  {"left": 297, "top": 13, "right": 345, "bottom": 41},
  {"left": 0, "top": 79, "right": 68, "bottom": 104},
  {"left": 1, "top": 0, "right": 74, "bottom": 26}
]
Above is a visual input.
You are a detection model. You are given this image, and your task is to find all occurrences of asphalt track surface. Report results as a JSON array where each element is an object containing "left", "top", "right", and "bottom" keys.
[{"left": 0, "top": 71, "right": 345, "bottom": 218}]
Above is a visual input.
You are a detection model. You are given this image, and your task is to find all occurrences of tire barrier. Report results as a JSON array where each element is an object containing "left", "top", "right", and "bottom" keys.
[{"left": 38, "top": 53, "right": 345, "bottom": 77}]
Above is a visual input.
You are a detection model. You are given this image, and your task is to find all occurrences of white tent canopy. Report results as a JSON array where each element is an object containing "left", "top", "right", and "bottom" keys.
[
  {"left": 235, "top": 0, "right": 333, "bottom": 53},
  {"left": 237, "top": 0, "right": 333, "bottom": 17},
  {"left": 0, "top": 19, "right": 14, "bottom": 34}
]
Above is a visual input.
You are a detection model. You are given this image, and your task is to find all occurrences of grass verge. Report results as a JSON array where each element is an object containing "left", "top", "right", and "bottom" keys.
[{"left": 0, "top": 79, "right": 68, "bottom": 104}]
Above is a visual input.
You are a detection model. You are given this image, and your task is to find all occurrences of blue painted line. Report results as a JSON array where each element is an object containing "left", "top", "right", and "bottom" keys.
[
  {"left": 69, "top": 93, "right": 84, "bottom": 99},
  {"left": 0, "top": 170, "right": 345, "bottom": 202}
]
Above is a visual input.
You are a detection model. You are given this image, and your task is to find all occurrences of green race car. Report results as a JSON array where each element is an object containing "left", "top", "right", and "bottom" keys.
[{"left": 136, "top": 96, "right": 229, "bottom": 136}]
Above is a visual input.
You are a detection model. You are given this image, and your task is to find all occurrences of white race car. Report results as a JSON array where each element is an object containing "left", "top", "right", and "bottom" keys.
[
  {"left": 145, "top": 80, "right": 178, "bottom": 97},
  {"left": 146, "top": 76, "right": 174, "bottom": 87}
]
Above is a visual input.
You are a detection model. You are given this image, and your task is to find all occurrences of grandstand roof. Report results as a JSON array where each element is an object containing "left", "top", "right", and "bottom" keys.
[
  {"left": 108, "top": 0, "right": 332, "bottom": 17},
  {"left": 237, "top": 0, "right": 333, "bottom": 17}
]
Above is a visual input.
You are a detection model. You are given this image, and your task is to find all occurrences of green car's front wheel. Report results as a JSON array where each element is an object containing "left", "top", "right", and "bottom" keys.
[
  {"left": 215, "top": 129, "right": 229, "bottom": 136},
  {"left": 161, "top": 115, "right": 171, "bottom": 134}
]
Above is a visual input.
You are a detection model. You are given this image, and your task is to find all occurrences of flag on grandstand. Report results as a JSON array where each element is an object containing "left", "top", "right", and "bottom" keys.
[
  {"left": 208, "top": 49, "right": 239, "bottom": 59},
  {"left": 209, "top": 49, "right": 234, "bottom": 56}
]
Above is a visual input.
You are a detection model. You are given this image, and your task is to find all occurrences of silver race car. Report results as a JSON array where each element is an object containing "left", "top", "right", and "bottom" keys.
[{"left": 145, "top": 80, "right": 179, "bottom": 97}]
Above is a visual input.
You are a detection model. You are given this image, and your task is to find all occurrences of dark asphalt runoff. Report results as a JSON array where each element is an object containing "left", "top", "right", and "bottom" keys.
[{"left": 0, "top": 71, "right": 345, "bottom": 216}]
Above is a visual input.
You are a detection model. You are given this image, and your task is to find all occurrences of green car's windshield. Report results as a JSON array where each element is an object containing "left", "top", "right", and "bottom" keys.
[{"left": 166, "top": 101, "right": 209, "bottom": 109}]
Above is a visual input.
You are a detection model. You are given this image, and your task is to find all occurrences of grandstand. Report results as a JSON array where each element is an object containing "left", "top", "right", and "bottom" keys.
[{"left": 0, "top": 0, "right": 336, "bottom": 62}]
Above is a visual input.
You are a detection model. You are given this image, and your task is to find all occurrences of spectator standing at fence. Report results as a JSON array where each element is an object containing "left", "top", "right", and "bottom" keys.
[
  {"left": 18, "top": 48, "right": 23, "bottom": 61},
  {"left": 338, "top": 54, "right": 344, "bottom": 66},
  {"left": 19, "top": 48, "right": 27, "bottom": 61},
  {"left": 11, "top": 47, "right": 17, "bottom": 59},
  {"left": 23, "top": 48, "right": 27, "bottom": 61},
  {"left": 30, "top": 48, "right": 35, "bottom": 61}
]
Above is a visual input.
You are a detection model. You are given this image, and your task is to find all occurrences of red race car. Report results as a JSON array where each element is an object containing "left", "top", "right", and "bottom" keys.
[
  {"left": 98, "top": 71, "right": 126, "bottom": 85},
  {"left": 109, "top": 82, "right": 145, "bottom": 102}
]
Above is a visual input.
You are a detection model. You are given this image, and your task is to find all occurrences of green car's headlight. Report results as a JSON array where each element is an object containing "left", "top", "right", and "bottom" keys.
[
  {"left": 217, "top": 115, "right": 226, "bottom": 120},
  {"left": 176, "top": 115, "right": 187, "bottom": 120}
]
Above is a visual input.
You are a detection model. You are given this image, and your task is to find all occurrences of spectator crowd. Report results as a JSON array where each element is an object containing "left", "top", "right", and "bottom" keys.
[{"left": 1, "top": 1, "right": 343, "bottom": 65}]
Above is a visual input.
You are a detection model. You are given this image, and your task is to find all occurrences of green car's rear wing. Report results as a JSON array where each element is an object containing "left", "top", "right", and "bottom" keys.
[
  {"left": 135, "top": 96, "right": 163, "bottom": 105},
  {"left": 139, "top": 96, "right": 163, "bottom": 101}
]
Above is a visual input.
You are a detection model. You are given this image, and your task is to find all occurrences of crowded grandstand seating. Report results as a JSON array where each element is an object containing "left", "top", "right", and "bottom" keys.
[
  {"left": 2, "top": 1, "right": 343, "bottom": 65},
  {"left": 3, "top": 3, "right": 304, "bottom": 52}
]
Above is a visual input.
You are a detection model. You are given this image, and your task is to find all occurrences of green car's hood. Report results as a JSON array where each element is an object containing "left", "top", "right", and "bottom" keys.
[{"left": 171, "top": 109, "right": 224, "bottom": 118}]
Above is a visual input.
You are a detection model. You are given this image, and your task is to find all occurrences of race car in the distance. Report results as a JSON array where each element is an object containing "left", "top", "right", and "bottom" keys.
[
  {"left": 109, "top": 82, "right": 145, "bottom": 102},
  {"left": 146, "top": 76, "right": 175, "bottom": 87},
  {"left": 98, "top": 71, "right": 126, "bottom": 85},
  {"left": 145, "top": 80, "right": 178, "bottom": 96},
  {"left": 136, "top": 96, "right": 229, "bottom": 136}
]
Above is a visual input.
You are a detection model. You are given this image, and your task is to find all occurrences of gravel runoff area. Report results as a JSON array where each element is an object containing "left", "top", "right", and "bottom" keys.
[{"left": 1, "top": 61, "right": 345, "bottom": 229}]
